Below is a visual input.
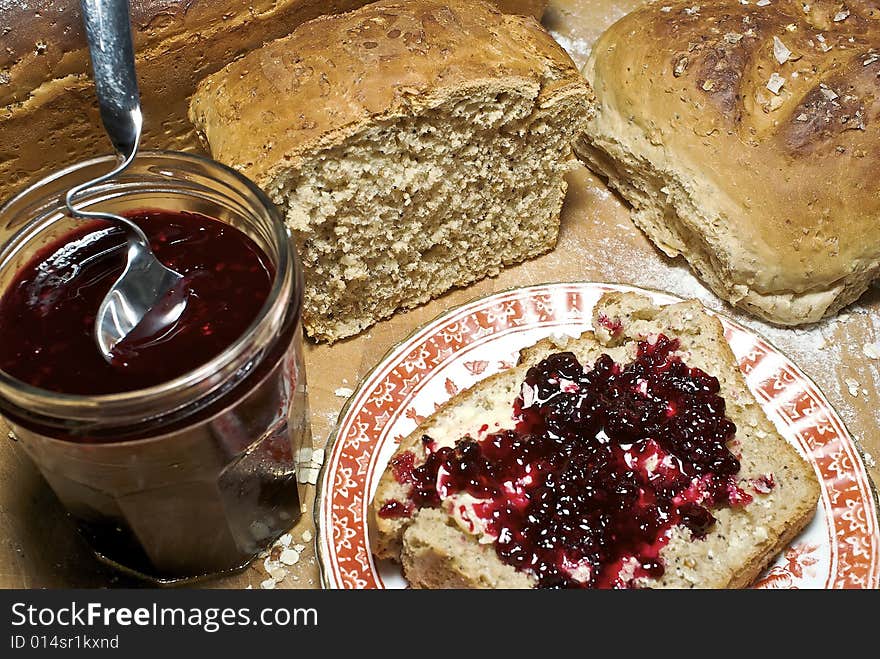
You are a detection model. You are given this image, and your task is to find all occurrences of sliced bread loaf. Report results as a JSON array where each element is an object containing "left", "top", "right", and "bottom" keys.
[
  {"left": 0, "top": 0, "right": 547, "bottom": 209},
  {"left": 369, "top": 292, "right": 820, "bottom": 588},
  {"left": 189, "top": 0, "right": 593, "bottom": 342}
]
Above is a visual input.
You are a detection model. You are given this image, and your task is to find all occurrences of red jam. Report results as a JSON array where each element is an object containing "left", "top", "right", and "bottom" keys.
[
  {"left": 390, "top": 335, "right": 750, "bottom": 588},
  {"left": 597, "top": 312, "right": 623, "bottom": 337},
  {"left": 0, "top": 210, "right": 273, "bottom": 396},
  {"left": 390, "top": 451, "right": 417, "bottom": 485},
  {"left": 378, "top": 499, "right": 414, "bottom": 519}
]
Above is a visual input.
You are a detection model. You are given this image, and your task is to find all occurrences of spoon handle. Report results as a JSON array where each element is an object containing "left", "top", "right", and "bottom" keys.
[{"left": 80, "top": 0, "right": 142, "bottom": 156}]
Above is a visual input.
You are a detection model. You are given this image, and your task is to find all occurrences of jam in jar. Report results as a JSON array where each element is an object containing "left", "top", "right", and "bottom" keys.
[{"left": 0, "top": 152, "right": 309, "bottom": 582}]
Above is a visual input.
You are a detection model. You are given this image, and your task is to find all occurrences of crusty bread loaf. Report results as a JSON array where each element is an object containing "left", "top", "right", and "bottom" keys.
[
  {"left": 369, "top": 292, "right": 820, "bottom": 588},
  {"left": 0, "top": 0, "right": 546, "bottom": 210},
  {"left": 575, "top": 0, "right": 880, "bottom": 326},
  {"left": 190, "top": 0, "right": 592, "bottom": 342}
]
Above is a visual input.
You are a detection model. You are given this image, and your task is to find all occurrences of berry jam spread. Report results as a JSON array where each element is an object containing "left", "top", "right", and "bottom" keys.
[
  {"left": 378, "top": 499, "right": 414, "bottom": 519},
  {"left": 0, "top": 210, "right": 273, "bottom": 396},
  {"left": 384, "top": 335, "right": 753, "bottom": 589},
  {"left": 596, "top": 313, "right": 623, "bottom": 338}
]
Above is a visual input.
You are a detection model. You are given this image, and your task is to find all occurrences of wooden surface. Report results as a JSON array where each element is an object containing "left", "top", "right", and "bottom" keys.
[{"left": 1, "top": 0, "right": 877, "bottom": 589}]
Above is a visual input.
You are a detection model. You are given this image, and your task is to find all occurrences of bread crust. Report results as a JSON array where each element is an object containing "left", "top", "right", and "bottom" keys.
[
  {"left": 575, "top": 0, "right": 880, "bottom": 325},
  {"left": 189, "top": 0, "right": 583, "bottom": 189},
  {"left": 370, "top": 292, "right": 821, "bottom": 588}
]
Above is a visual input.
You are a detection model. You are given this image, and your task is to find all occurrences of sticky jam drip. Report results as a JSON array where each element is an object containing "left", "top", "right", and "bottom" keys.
[{"left": 384, "top": 335, "right": 751, "bottom": 588}]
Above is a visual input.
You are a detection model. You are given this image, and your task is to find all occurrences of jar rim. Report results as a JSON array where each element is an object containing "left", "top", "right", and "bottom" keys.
[{"left": 0, "top": 150, "right": 301, "bottom": 421}]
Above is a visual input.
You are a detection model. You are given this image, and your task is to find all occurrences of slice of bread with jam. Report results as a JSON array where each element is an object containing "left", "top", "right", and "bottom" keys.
[{"left": 369, "top": 292, "right": 819, "bottom": 588}]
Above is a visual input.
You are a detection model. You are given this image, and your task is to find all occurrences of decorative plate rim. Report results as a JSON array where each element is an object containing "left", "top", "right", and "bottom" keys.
[{"left": 314, "top": 281, "right": 880, "bottom": 589}]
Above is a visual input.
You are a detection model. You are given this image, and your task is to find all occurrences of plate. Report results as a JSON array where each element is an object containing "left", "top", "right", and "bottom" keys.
[{"left": 316, "top": 283, "right": 880, "bottom": 589}]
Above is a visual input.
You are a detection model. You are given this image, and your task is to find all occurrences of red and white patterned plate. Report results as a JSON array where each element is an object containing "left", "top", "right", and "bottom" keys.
[{"left": 316, "top": 283, "right": 880, "bottom": 589}]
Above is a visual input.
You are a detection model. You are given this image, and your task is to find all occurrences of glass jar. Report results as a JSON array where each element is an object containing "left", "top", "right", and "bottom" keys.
[{"left": 0, "top": 151, "right": 309, "bottom": 583}]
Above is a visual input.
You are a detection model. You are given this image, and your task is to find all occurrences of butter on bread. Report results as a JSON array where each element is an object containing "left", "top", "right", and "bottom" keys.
[
  {"left": 369, "top": 292, "right": 820, "bottom": 588},
  {"left": 189, "top": 0, "right": 591, "bottom": 342},
  {"left": 575, "top": 0, "right": 880, "bottom": 325}
]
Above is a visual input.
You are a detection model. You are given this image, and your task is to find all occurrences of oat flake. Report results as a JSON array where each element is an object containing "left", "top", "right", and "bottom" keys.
[
  {"left": 820, "top": 85, "right": 839, "bottom": 101},
  {"left": 767, "top": 72, "right": 786, "bottom": 94},
  {"left": 845, "top": 378, "right": 860, "bottom": 397},
  {"left": 773, "top": 36, "right": 792, "bottom": 63},
  {"left": 279, "top": 549, "right": 300, "bottom": 566}
]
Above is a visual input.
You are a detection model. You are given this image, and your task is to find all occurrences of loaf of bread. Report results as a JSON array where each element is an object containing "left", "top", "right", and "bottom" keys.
[
  {"left": 370, "top": 292, "right": 820, "bottom": 588},
  {"left": 190, "top": 0, "right": 592, "bottom": 342},
  {"left": 0, "top": 0, "right": 546, "bottom": 209},
  {"left": 575, "top": 0, "right": 880, "bottom": 326}
]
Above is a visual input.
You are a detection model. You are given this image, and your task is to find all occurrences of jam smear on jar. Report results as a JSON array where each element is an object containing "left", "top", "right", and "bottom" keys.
[
  {"left": 0, "top": 210, "right": 274, "bottom": 396},
  {"left": 397, "top": 335, "right": 749, "bottom": 588}
]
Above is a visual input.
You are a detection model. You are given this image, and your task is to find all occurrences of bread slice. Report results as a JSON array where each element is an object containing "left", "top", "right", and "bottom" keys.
[
  {"left": 189, "top": 0, "right": 593, "bottom": 342},
  {"left": 574, "top": 0, "right": 880, "bottom": 326},
  {"left": 369, "top": 292, "right": 820, "bottom": 588}
]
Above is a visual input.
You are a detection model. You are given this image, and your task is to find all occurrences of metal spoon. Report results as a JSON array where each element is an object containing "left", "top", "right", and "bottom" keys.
[{"left": 65, "top": 0, "right": 185, "bottom": 363}]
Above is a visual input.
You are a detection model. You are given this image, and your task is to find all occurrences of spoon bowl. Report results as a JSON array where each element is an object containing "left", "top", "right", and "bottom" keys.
[
  {"left": 65, "top": 0, "right": 185, "bottom": 362},
  {"left": 94, "top": 232, "right": 187, "bottom": 360}
]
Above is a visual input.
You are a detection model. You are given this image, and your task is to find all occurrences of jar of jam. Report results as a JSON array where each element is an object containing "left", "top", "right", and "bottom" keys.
[{"left": 0, "top": 151, "right": 309, "bottom": 583}]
